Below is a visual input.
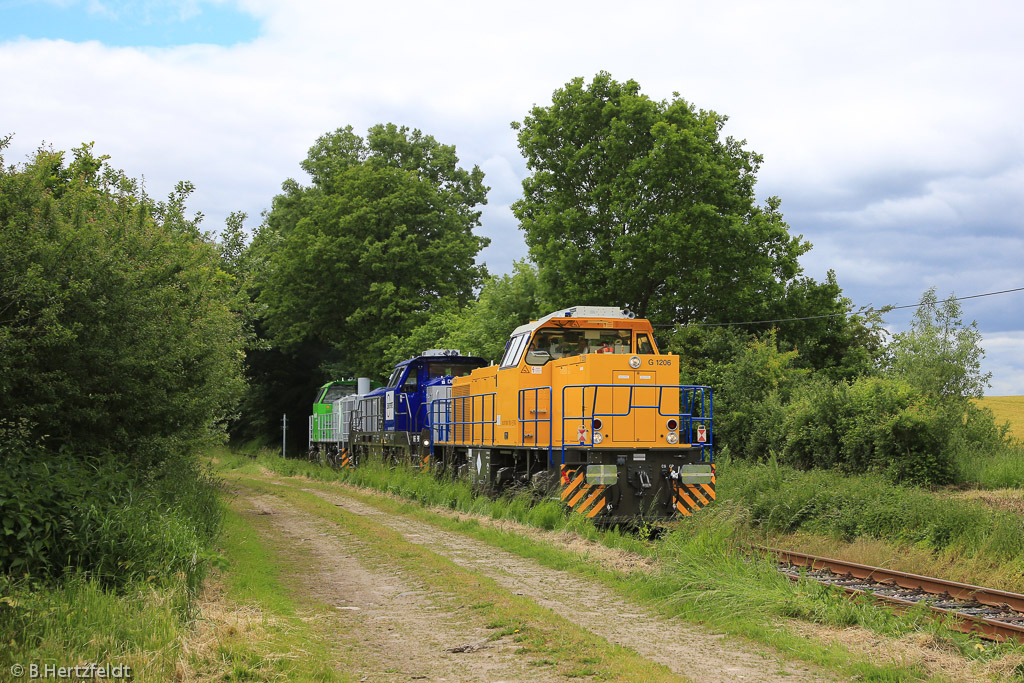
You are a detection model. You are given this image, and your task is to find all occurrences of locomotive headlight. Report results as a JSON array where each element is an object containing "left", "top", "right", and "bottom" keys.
[
  {"left": 628, "top": 355, "right": 642, "bottom": 369},
  {"left": 593, "top": 431, "right": 604, "bottom": 445},
  {"left": 666, "top": 431, "right": 679, "bottom": 444}
]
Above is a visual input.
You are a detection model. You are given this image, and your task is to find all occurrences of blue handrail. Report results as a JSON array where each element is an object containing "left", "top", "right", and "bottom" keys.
[
  {"left": 428, "top": 392, "right": 498, "bottom": 455},
  {"left": 428, "top": 383, "right": 712, "bottom": 468}
]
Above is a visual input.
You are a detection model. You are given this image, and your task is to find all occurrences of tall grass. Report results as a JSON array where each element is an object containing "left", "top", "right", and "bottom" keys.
[
  {"left": 1, "top": 448, "right": 225, "bottom": 678},
  {"left": 718, "top": 455, "right": 1024, "bottom": 563},
  {"left": 0, "top": 573, "right": 190, "bottom": 679},
  {"left": 956, "top": 445, "right": 1024, "bottom": 489}
]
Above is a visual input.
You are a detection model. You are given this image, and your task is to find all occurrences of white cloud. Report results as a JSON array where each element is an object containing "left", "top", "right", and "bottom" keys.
[
  {"left": 981, "top": 332, "right": 1024, "bottom": 397},
  {"left": 3, "top": 0, "right": 1024, "bottom": 389}
]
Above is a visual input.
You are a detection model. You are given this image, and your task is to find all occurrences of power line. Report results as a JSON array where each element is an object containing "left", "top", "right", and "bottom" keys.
[{"left": 651, "top": 286, "right": 1024, "bottom": 328}]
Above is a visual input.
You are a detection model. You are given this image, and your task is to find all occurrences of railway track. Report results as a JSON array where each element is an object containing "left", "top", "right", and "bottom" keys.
[{"left": 765, "top": 547, "right": 1024, "bottom": 643}]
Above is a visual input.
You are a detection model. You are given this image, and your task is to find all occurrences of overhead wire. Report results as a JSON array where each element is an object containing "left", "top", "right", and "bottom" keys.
[{"left": 650, "top": 286, "right": 1024, "bottom": 328}]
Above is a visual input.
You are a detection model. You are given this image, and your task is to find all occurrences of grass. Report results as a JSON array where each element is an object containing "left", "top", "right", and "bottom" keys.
[
  {"left": 216, "top": 449, "right": 1024, "bottom": 681},
  {"left": 233, "top": 473, "right": 684, "bottom": 682},
  {"left": 182, "top": 496, "right": 347, "bottom": 682},
  {"left": 956, "top": 447, "right": 1024, "bottom": 489},
  {"left": 959, "top": 396, "right": 1024, "bottom": 488},
  {"left": 717, "top": 455, "right": 1024, "bottom": 579},
  {"left": 0, "top": 573, "right": 190, "bottom": 680}
]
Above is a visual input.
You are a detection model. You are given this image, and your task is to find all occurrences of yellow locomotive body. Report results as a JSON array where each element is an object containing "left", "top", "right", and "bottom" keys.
[{"left": 432, "top": 306, "right": 714, "bottom": 524}]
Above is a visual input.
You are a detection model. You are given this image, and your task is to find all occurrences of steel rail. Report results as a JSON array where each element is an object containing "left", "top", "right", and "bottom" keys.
[{"left": 764, "top": 547, "right": 1024, "bottom": 643}]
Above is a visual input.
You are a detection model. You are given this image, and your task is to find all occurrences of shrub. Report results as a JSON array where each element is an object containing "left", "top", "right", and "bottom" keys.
[
  {"left": 0, "top": 428, "right": 221, "bottom": 590},
  {"left": 0, "top": 140, "right": 245, "bottom": 472},
  {"left": 781, "top": 376, "right": 955, "bottom": 485},
  {"left": 713, "top": 331, "right": 808, "bottom": 460}
]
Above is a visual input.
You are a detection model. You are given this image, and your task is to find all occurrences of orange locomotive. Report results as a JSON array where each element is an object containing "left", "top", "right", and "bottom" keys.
[{"left": 429, "top": 306, "right": 714, "bottom": 524}]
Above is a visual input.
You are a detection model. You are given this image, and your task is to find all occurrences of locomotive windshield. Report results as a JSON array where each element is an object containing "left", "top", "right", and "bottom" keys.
[
  {"left": 427, "top": 362, "right": 480, "bottom": 379},
  {"left": 386, "top": 367, "right": 404, "bottom": 388},
  {"left": 322, "top": 383, "right": 356, "bottom": 402},
  {"left": 525, "top": 328, "right": 633, "bottom": 365}
]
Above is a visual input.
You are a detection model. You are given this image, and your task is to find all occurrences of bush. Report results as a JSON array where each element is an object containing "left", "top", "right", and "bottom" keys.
[
  {"left": 712, "top": 331, "right": 808, "bottom": 460},
  {"left": 0, "top": 428, "right": 221, "bottom": 590},
  {"left": 0, "top": 140, "right": 245, "bottom": 472},
  {"left": 781, "top": 377, "right": 955, "bottom": 485}
]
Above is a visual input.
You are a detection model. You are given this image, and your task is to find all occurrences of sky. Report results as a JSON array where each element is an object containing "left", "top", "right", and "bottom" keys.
[{"left": 2, "top": 0, "right": 1022, "bottom": 393}]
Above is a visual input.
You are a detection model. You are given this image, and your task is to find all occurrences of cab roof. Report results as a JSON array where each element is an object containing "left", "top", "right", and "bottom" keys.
[
  {"left": 511, "top": 306, "right": 637, "bottom": 337},
  {"left": 391, "top": 351, "right": 487, "bottom": 369}
]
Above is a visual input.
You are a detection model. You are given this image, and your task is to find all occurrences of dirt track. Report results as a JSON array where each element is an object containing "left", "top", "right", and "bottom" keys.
[{"left": 234, "top": 476, "right": 829, "bottom": 682}]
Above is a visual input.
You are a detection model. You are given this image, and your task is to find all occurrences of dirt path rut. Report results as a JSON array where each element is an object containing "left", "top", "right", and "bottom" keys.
[
  {"left": 270, "top": 481, "right": 828, "bottom": 683},
  {"left": 245, "top": 491, "right": 570, "bottom": 682}
]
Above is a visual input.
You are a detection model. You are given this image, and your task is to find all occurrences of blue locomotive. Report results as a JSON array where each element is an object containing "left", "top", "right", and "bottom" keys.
[{"left": 308, "top": 349, "right": 486, "bottom": 468}]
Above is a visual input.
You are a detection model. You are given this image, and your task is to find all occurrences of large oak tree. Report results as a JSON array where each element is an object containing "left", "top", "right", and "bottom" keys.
[{"left": 512, "top": 72, "right": 832, "bottom": 328}]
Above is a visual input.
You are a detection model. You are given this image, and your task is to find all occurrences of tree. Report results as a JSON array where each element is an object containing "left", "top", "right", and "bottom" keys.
[
  {"left": 384, "top": 259, "right": 548, "bottom": 364},
  {"left": 0, "top": 139, "right": 244, "bottom": 468},
  {"left": 258, "top": 124, "right": 490, "bottom": 381},
  {"left": 448, "top": 260, "right": 547, "bottom": 361},
  {"left": 511, "top": 72, "right": 836, "bottom": 330},
  {"left": 884, "top": 288, "right": 991, "bottom": 401}
]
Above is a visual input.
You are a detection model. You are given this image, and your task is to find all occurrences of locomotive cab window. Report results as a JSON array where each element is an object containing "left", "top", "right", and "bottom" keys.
[
  {"left": 500, "top": 333, "right": 529, "bottom": 368},
  {"left": 636, "top": 333, "right": 656, "bottom": 355},
  {"left": 400, "top": 369, "right": 418, "bottom": 393},
  {"left": 386, "top": 367, "right": 403, "bottom": 388},
  {"left": 525, "top": 329, "right": 632, "bottom": 365}
]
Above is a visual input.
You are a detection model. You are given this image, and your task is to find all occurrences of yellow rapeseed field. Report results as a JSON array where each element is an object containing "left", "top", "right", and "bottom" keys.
[{"left": 976, "top": 395, "right": 1024, "bottom": 440}]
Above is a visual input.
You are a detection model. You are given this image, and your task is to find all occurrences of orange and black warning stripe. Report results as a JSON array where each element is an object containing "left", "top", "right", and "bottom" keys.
[
  {"left": 559, "top": 465, "right": 607, "bottom": 519},
  {"left": 339, "top": 448, "right": 353, "bottom": 470},
  {"left": 671, "top": 464, "right": 716, "bottom": 517}
]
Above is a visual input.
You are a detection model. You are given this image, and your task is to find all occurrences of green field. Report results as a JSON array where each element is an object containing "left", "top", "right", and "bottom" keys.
[{"left": 978, "top": 396, "right": 1024, "bottom": 441}]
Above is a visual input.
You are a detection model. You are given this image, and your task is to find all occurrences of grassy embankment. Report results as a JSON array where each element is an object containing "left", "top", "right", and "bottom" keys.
[{"left": 218, "top": 448, "right": 1024, "bottom": 681}]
